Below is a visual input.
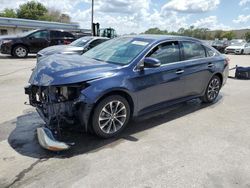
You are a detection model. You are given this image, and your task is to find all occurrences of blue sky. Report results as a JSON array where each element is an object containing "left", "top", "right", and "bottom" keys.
[{"left": 0, "top": 0, "right": 250, "bottom": 34}]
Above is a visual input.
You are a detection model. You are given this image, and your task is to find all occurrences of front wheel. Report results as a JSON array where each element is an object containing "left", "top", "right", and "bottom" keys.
[
  {"left": 91, "top": 95, "right": 130, "bottom": 138},
  {"left": 201, "top": 75, "right": 221, "bottom": 103},
  {"left": 13, "top": 45, "right": 28, "bottom": 58}
]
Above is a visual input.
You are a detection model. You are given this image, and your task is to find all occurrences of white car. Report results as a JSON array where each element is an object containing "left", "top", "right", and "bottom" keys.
[{"left": 225, "top": 42, "right": 250, "bottom": 54}]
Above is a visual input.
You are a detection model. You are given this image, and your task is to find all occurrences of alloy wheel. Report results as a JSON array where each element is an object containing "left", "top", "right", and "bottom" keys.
[
  {"left": 98, "top": 100, "right": 127, "bottom": 134},
  {"left": 207, "top": 78, "right": 220, "bottom": 101},
  {"left": 15, "top": 47, "right": 27, "bottom": 57}
]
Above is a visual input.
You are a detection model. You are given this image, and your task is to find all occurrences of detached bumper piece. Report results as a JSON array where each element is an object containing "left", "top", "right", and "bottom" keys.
[{"left": 37, "top": 127, "right": 70, "bottom": 151}]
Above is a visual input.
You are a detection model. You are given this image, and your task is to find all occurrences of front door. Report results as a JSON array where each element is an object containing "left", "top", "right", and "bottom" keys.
[
  {"left": 133, "top": 41, "right": 187, "bottom": 113},
  {"left": 27, "top": 30, "right": 50, "bottom": 53}
]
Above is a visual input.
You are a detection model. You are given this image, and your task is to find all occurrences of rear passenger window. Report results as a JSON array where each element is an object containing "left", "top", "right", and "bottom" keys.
[
  {"left": 182, "top": 41, "right": 206, "bottom": 60},
  {"left": 50, "top": 31, "right": 61, "bottom": 38},
  {"left": 147, "top": 41, "right": 180, "bottom": 65}
]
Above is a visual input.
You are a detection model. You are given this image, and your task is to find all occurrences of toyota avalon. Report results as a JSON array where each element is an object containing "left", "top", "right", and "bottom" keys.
[{"left": 25, "top": 35, "right": 229, "bottom": 150}]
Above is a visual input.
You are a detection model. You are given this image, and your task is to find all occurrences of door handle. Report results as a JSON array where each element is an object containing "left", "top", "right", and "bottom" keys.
[
  {"left": 208, "top": 63, "right": 214, "bottom": 68},
  {"left": 176, "top": 69, "right": 184, "bottom": 74}
]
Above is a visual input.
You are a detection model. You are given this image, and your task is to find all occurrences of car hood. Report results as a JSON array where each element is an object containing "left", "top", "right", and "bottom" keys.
[
  {"left": 29, "top": 54, "right": 120, "bottom": 86},
  {"left": 0, "top": 35, "right": 20, "bottom": 40},
  {"left": 38, "top": 45, "right": 84, "bottom": 56}
]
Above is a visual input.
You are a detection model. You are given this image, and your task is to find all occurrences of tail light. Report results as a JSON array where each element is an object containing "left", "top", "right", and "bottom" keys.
[{"left": 63, "top": 40, "right": 71, "bottom": 45}]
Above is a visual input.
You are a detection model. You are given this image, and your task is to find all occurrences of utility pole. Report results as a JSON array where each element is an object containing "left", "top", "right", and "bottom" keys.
[{"left": 91, "top": 0, "right": 94, "bottom": 36}]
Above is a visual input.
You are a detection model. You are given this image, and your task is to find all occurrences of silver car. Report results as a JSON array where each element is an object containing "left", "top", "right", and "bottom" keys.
[{"left": 37, "top": 36, "right": 109, "bottom": 61}]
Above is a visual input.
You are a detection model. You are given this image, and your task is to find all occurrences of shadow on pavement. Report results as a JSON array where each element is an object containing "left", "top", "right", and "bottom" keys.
[{"left": 6, "top": 96, "right": 222, "bottom": 159}]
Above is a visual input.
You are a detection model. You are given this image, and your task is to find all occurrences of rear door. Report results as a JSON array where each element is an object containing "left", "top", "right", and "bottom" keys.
[
  {"left": 61, "top": 32, "right": 75, "bottom": 44},
  {"left": 180, "top": 41, "right": 214, "bottom": 97},
  {"left": 27, "top": 30, "right": 50, "bottom": 53},
  {"left": 50, "top": 31, "right": 63, "bottom": 46},
  {"left": 134, "top": 41, "right": 187, "bottom": 113}
]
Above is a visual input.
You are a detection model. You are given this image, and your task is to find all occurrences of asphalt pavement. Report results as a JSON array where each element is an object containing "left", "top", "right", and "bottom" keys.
[{"left": 0, "top": 54, "right": 250, "bottom": 188}]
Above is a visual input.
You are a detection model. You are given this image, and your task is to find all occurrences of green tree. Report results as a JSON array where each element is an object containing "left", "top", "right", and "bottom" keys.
[
  {"left": 214, "top": 30, "right": 223, "bottom": 39},
  {"left": 16, "top": 1, "right": 47, "bottom": 20},
  {"left": 144, "top": 27, "right": 167, "bottom": 34},
  {"left": 245, "top": 32, "right": 250, "bottom": 41},
  {"left": 0, "top": 8, "right": 17, "bottom": 18},
  {"left": 222, "top": 31, "right": 236, "bottom": 40}
]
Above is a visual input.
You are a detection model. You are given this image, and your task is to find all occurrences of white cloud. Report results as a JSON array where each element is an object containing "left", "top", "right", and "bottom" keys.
[
  {"left": 162, "top": 0, "right": 220, "bottom": 13},
  {"left": 193, "top": 16, "right": 231, "bottom": 30},
  {"left": 72, "top": 0, "right": 189, "bottom": 34},
  {"left": 239, "top": 0, "right": 250, "bottom": 6},
  {"left": 0, "top": 0, "right": 233, "bottom": 34},
  {"left": 233, "top": 15, "right": 250, "bottom": 23},
  {"left": 0, "top": 0, "right": 27, "bottom": 11}
]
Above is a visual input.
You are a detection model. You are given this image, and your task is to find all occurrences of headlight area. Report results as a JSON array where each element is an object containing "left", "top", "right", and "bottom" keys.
[{"left": 25, "top": 83, "right": 89, "bottom": 125}]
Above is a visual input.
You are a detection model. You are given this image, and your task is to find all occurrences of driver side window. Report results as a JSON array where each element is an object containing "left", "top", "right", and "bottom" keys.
[
  {"left": 147, "top": 41, "right": 180, "bottom": 65},
  {"left": 30, "top": 31, "right": 49, "bottom": 39}
]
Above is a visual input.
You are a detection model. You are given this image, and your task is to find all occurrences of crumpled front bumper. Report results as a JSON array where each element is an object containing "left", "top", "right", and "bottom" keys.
[{"left": 37, "top": 127, "right": 70, "bottom": 151}]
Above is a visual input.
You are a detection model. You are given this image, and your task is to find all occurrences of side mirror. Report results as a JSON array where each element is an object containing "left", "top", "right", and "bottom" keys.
[{"left": 143, "top": 57, "right": 161, "bottom": 68}]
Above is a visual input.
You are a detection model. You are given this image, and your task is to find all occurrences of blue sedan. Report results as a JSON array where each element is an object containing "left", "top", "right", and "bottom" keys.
[{"left": 25, "top": 35, "right": 229, "bottom": 140}]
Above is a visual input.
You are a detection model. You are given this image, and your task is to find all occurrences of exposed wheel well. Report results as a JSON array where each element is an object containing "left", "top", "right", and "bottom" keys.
[
  {"left": 214, "top": 73, "right": 223, "bottom": 84},
  {"left": 84, "top": 90, "right": 134, "bottom": 132}
]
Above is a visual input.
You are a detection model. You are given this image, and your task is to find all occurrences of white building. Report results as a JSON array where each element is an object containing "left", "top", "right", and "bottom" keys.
[{"left": 0, "top": 17, "right": 89, "bottom": 35}]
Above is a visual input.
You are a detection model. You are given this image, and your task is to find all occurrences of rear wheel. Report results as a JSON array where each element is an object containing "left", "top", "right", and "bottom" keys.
[
  {"left": 201, "top": 75, "right": 221, "bottom": 103},
  {"left": 13, "top": 45, "right": 28, "bottom": 58},
  {"left": 92, "top": 95, "right": 130, "bottom": 138}
]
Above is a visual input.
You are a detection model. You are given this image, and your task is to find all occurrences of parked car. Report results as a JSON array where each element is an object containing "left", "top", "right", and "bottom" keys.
[
  {"left": 25, "top": 35, "right": 229, "bottom": 149},
  {"left": 230, "top": 39, "right": 246, "bottom": 45},
  {"left": 0, "top": 29, "right": 75, "bottom": 58},
  {"left": 212, "top": 40, "right": 229, "bottom": 53},
  {"left": 225, "top": 42, "right": 250, "bottom": 54},
  {"left": 37, "top": 36, "right": 109, "bottom": 61}
]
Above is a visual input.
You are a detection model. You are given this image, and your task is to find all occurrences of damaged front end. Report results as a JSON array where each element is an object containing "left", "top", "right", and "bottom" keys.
[{"left": 25, "top": 83, "right": 90, "bottom": 151}]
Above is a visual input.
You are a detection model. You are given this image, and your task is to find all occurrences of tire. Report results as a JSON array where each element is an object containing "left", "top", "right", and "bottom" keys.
[
  {"left": 201, "top": 75, "right": 222, "bottom": 103},
  {"left": 13, "top": 45, "right": 28, "bottom": 58},
  {"left": 241, "top": 49, "right": 244, "bottom": 55},
  {"left": 91, "top": 95, "right": 130, "bottom": 138}
]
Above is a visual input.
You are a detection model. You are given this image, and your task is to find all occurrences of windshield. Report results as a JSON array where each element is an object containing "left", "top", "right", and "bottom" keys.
[
  {"left": 70, "top": 37, "right": 92, "bottom": 47},
  {"left": 212, "top": 41, "right": 223, "bottom": 45},
  {"left": 82, "top": 37, "right": 150, "bottom": 65}
]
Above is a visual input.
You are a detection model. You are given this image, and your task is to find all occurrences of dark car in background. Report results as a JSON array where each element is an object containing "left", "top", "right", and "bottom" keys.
[
  {"left": 25, "top": 35, "right": 229, "bottom": 145},
  {"left": 37, "top": 36, "right": 109, "bottom": 61},
  {"left": 0, "top": 29, "right": 75, "bottom": 58},
  {"left": 212, "top": 40, "right": 229, "bottom": 53}
]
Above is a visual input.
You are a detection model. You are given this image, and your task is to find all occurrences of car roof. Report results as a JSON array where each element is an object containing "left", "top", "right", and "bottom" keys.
[
  {"left": 78, "top": 36, "right": 109, "bottom": 40},
  {"left": 123, "top": 34, "right": 202, "bottom": 43},
  {"left": 91, "top": 36, "right": 109, "bottom": 39}
]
